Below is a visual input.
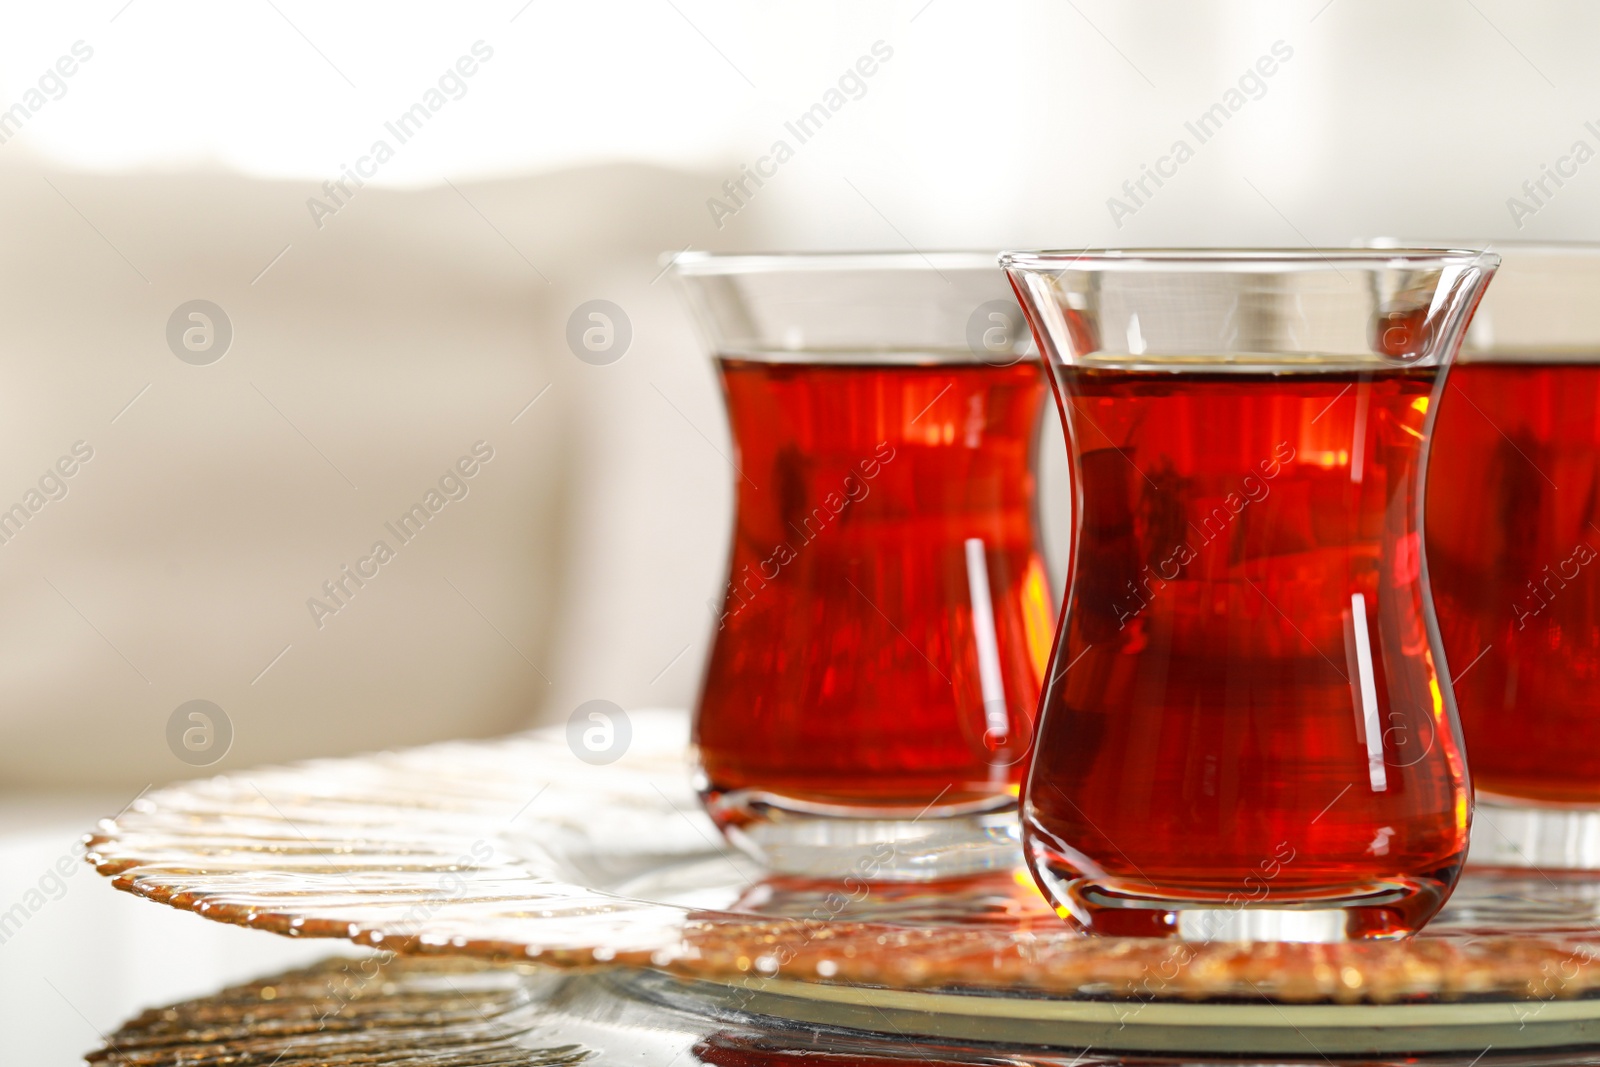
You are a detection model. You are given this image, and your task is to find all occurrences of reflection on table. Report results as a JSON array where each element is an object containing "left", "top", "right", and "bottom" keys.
[{"left": 85, "top": 952, "right": 1600, "bottom": 1067}]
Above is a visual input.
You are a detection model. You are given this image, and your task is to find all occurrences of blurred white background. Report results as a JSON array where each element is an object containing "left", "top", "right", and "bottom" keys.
[{"left": 3, "top": 0, "right": 1600, "bottom": 1059}]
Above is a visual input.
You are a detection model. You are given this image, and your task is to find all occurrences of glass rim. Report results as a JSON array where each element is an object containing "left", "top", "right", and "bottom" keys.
[
  {"left": 667, "top": 250, "right": 1004, "bottom": 275},
  {"left": 1369, "top": 237, "right": 1600, "bottom": 257},
  {"left": 999, "top": 247, "right": 1499, "bottom": 272}
]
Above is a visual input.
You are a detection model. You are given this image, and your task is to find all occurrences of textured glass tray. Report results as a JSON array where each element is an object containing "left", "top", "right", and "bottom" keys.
[{"left": 84, "top": 712, "right": 1600, "bottom": 1056}]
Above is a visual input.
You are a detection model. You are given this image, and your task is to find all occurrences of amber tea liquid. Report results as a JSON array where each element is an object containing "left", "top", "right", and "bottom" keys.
[
  {"left": 696, "top": 358, "right": 1051, "bottom": 824},
  {"left": 1428, "top": 361, "right": 1600, "bottom": 805},
  {"left": 1024, "top": 365, "right": 1470, "bottom": 939}
]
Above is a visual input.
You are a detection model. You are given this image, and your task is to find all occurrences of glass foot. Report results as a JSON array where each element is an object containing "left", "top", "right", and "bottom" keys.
[
  {"left": 703, "top": 789, "right": 1022, "bottom": 880},
  {"left": 1469, "top": 795, "right": 1600, "bottom": 870},
  {"left": 1029, "top": 868, "right": 1453, "bottom": 940}
]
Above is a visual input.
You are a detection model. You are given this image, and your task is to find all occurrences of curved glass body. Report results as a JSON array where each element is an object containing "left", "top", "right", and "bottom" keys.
[
  {"left": 673, "top": 253, "right": 1051, "bottom": 878},
  {"left": 1005, "top": 248, "right": 1497, "bottom": 939},
  {"left": 1425, "top": 247, "right": 1600, "bottom": 811}
]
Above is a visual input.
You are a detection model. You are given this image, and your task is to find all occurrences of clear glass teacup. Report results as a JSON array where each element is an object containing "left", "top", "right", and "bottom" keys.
[
  {"left": 672, "top": 252, "right": 1052, "bottom": 879},
  {"left": 1418, "top": 244, "right": 1600, "bottom": 869},
  {"left": 1005, "top": 248, "right": 1497, "bottom": 939}
]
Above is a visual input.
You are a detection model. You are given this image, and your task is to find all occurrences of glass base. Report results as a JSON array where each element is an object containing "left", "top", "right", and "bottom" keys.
[
  {"left": 1468, "top": 794, "right": 1600, "bottom": 870},
  {"left": 704, "top": 789, "right": 1022, "bottom": 880},
  {"left": 1030, "top": 868, "right": 1451, "bottom": 941}
]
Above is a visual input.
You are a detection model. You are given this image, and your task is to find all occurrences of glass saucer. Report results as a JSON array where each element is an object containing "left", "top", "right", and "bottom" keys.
[{"left": 83, "top": 711, "right": 1600, "bottom": 1056}]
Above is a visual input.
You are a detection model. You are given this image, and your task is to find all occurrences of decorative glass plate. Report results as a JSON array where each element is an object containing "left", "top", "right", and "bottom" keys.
[{"left": 85, "top": 712, "right": 1600, "bottom": 1056}]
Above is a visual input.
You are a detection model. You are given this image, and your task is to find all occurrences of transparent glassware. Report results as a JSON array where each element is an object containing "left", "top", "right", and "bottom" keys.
[
  {"left": 1418, "top": 244, "right": 1600, "bottom": 870},
  {"left": 671, "top": 253, "right": 1052, "bottom": 879},
  {"left": 1004, "top": 248, "right": 1498, "bottom": 939}
]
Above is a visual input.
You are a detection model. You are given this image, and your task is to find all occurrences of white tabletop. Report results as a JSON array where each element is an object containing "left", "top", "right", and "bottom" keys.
[{"left": 0, "top": 792, "right": 357, "bottom": 1064}]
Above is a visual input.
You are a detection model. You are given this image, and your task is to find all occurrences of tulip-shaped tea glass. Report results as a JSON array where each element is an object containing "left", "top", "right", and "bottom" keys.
[
  {"left": 1005, "top": 249, "right": 1497, "bottom": 939},
  {"left": 673, "top": 253, "right": 1052, "bottom": 878},
  {"left": 1424, "top": 244, "right": 1600, "bottom": 867}
]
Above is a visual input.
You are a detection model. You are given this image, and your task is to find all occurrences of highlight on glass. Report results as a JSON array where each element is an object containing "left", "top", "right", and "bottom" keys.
[
  {"left": 1004, "top": 248, "right": 1498, "bottom": 939},
  {"left": 1424, "top": 244, "right": 1600, "bottom": 868},
  {"left": 671, "top": 252, "right": 1053, "bottom": 879}
]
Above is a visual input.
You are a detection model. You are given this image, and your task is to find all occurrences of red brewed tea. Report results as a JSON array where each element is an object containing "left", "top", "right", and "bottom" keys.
[
  {"left": 695, "top": 360, "right": 1051, "bottom": 820},
  {"left": 1428, "top": 361, "right": 1600, "bottom": 804},
  {"left": 1023, "top": 367, "right": 1470, "bottom": 938}
]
